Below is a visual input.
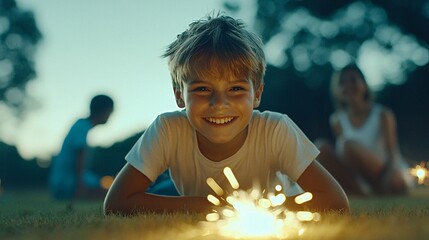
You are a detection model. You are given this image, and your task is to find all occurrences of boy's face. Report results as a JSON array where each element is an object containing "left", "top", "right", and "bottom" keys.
[{"left": 175, "top": 76, "right": 263, "bottom": 146}]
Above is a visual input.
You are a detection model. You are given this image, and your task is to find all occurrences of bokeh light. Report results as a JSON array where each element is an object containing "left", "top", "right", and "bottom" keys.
[{"left": 100, "top": 175, "right": 114, "bottom": 190}]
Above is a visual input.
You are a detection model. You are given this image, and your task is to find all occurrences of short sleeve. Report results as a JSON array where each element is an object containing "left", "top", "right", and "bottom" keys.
[
  {"left": 125, "top": 115, "right": 169, "bottom": 182},
  {"left": 272, "top": 114, "right": 320, "bottom": 182}
]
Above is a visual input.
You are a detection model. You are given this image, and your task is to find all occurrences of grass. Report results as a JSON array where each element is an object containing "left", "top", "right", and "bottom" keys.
[{"left": 1, "top": 188, "right": 429, "bottom": 240}]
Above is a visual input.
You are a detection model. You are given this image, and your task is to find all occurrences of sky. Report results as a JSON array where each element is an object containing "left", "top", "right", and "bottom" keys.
[{"left": 3, "top": 0, "right": 248, "bottom": 160}]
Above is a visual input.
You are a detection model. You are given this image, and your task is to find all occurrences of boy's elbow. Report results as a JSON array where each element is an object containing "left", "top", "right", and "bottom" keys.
[
  {"left": 103, "top": 196, "right": 148, "bottom": 216},
  {"left": 103, "top": 199, "right": 119, "bottom": 216},
  {"left": 103, "top": 195, "right": 129, "bottom": 216}
]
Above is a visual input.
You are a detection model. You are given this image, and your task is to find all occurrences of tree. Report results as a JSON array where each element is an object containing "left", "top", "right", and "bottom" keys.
[{"left": 0, "top": 0, "right": 42, "bottom": 115}]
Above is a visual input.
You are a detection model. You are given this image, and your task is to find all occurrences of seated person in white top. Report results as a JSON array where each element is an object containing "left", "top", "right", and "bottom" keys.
[
  {"left": 316, "top": 64, "right": 411, "bottom": 196},
  {"left": 103, "top": 14, "right": 349, "bottom": 215}
]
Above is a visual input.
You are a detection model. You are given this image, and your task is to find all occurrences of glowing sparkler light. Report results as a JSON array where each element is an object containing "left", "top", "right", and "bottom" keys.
[
  {"left": 206, "top": 177, "right": 224, "bottom": 196},
  {"left": 294, "top": 192, "right": 313, "bottom": 204},
  {"left": 222, "top": 209, "right": 235, "bottom": 217},
  {"left": 296, "top": 211, "right": 316, "bottom": 221},
  {"left": 223, "top": 167, "right": 239, "bottom": 189},
  {"left": 258, "top": 198, "right": 272, "bottom": 208},
  {"left": 207, "top": 194, "right": 221, "bottom": 206},
  {"left": 409, "top": 162, "right": 429, "bottom": 185},
  {"left": 201, "top": 167, "right": 320, "bottom": 239},
  {"left": 206, "top": 212, "right": 220, "bottom": 222}
]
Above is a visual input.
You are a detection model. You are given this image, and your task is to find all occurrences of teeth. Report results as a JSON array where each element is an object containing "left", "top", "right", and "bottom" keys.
[{"left": 206, "top": 117, "right": 234, "bottom": 124}]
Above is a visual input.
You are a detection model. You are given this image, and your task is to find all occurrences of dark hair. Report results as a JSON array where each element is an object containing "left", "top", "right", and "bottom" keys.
[
  {"left": 90, "top": 94, "right": 114, "bottom": 116},
  {"left": 331, "top": 63, "right": 373, "bottom": 109}
]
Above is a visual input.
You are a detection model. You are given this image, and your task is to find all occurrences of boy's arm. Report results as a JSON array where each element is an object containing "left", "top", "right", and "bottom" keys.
[
  {"left": 286, "top": 161, "right": 350, "bottom": 212},
  {"left": 103, "top": 163, "right": 211, "bottom": 215}
]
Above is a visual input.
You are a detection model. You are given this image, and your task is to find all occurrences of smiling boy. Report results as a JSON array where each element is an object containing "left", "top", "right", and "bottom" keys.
[{"left": 104, "top": 14, "right": 349, "bottom": 215}]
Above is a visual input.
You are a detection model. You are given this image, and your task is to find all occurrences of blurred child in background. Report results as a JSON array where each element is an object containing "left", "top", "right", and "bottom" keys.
[{"left": 317, "top": 64, "right": 412, "bottom": 196}]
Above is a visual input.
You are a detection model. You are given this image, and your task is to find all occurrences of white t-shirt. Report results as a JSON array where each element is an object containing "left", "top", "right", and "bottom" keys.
[{"left": 126, "top": 110, "right": 319, "bottom": 196}]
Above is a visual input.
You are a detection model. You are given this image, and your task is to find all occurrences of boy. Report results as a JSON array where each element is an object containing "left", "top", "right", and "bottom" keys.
[
  {"left": 104, "top": 15, "right": 348, "bottom": 214},
  {"left": 49, "top": 94, "right": 114, "bottom": 200}
]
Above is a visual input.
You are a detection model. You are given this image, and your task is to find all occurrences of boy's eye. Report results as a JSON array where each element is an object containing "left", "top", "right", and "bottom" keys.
[
  {"left": 231, "top": 86, "right": 245, "bottom": 91},
  {"left": 193, "top": 86, "right": 209, "bottom": 91}
]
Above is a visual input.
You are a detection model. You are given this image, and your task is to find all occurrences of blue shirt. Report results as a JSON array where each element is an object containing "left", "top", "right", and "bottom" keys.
[{"left": 49, "top": 118, "right": 92, "bottom": 199}]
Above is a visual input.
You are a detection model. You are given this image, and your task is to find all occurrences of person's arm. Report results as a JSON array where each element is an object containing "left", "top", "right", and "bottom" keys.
[
  {"left": 103, "top": 163, "right": 211, "bottom": 215},
  {"left": 379, "top": 108, "right": 403, "bottom": 189},
  {"left": 285, "top": 161, "right": 350, "bottom": 212},
  {"left": 380, "top": 108, "right": 400, "bottom": 165}
]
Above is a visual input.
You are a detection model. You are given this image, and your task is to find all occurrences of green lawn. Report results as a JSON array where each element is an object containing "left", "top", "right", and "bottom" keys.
[{"left": 1, "top": 188, "right": 429, "bottom": 240}]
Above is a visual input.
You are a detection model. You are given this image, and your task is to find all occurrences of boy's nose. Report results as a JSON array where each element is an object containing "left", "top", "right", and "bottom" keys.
[{"left": 210, "top": 92, "right": 229, "bottom": 108}]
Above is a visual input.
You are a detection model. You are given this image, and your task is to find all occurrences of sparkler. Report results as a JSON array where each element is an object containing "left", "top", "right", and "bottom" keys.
[
  {"left": 200, "top": 167, "right": 320, "bottom": 239},
  {"left": 409, "top": 162, "right": 429, "bottom": 185}
]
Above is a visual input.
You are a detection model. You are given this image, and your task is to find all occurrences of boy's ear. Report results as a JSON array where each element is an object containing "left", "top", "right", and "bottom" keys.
[
  {"left": 174, "top": 88, "right": 185, "bottom": 108},
  {"left": 253, "top": 84, "right": 264, "bottom": 108}
]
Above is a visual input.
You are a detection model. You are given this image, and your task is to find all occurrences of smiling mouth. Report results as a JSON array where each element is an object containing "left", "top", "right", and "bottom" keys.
[{"left": 205, "top": 117, "right": 235, "bottom": 125}]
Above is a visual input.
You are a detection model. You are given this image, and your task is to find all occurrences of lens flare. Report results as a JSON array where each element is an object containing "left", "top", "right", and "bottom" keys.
[
  {"left": 201, "top": 167, "right": 320, "bottom": 239},
  {"left": 409, "top": 162, "right": 429, "bottom": 185}
]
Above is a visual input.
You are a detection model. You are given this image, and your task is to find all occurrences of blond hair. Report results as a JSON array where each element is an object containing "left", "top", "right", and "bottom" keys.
[{"left": 163, "top": 14, "right": 266, "bottom": 90}]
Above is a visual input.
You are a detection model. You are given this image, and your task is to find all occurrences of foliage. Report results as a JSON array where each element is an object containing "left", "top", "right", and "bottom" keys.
[
  {"left": 0, "top": 142, "right": 48, "bottom": 188},
  {"left": 0, "top": 0, "right": 42, "bottom": 115},
  {"left": 0, "top": 131, "right": 141, "bottom": 188}
]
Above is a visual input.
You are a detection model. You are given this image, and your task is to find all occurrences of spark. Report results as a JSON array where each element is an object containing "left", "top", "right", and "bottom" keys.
[
  {"left": 206, "top": 178, "right": 224, "bottom": 196},
  {"left": 295, "top": 192, "right": 313, "bottom": 204},
  {"left": 223, "top": 167, "right": 239, "bottom": 189},
  {"left": 206, "top": 213, "right": 220, "bottom": 222},
  {"left": 201, "top": 167, "right": 320, "bottom": 239},
  {"left": 207, "top": 194, "right": 221, "bottom": 206},
  {"left": 409, "top": 162, "right": 429, "bottom": 185}
]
